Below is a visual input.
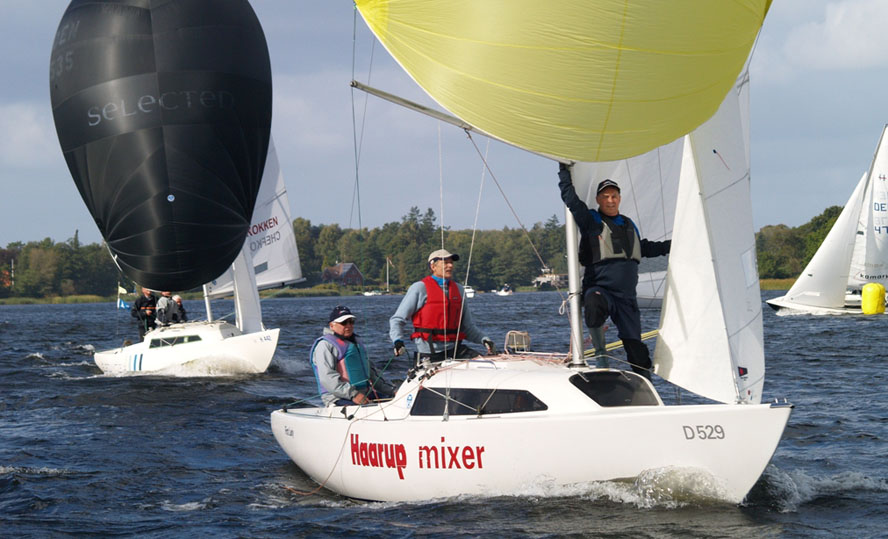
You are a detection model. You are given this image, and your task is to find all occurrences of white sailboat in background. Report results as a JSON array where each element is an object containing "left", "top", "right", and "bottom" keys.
[
  {"left": 95, "top": 139, "right": 303, "bottom": 375},
  {"left": 272, "top": 0, "right": 790, "bottom": 503},
  {"left": 767, "top": 125, "right": 888, "bottom": 315}
]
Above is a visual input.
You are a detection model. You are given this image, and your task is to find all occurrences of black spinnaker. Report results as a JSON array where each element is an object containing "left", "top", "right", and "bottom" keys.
[{"left": 50, "top": 0, "right": 273, "bottom": 291}]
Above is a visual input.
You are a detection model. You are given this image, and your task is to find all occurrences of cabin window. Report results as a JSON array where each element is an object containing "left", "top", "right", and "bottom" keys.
[
  {"left": 410, "top": 387, "right": 548, "bottom": 416},
  {"left": 569, "top": 372, "right": 659, "bottom": 407},
  {"left": 148, "top": 335, "right": 203, "bottom": 348}
]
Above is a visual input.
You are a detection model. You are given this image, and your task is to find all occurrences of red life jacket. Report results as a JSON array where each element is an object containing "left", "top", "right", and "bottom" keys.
[{"left": 411, "top": 276, "right": 467, "bottom": 342}]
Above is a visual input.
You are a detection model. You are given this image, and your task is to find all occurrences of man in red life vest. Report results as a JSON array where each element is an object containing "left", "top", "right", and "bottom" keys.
[
  {"left": 390, "top": 249, "right": 496, "bottom": 362},
  {"left": 310, "top": 305, "right": 395, "bottom": 406}
]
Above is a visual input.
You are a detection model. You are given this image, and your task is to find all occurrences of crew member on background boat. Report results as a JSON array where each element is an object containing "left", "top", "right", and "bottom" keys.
[
  {"left": 311, "top": 305, "right": 395, "bottom": 406},
  {"left": 155, "top": 291, "right": 178, "bottom": 325},
  {"left": 390, "top": 249, "right": 496, "bottom": 362},
  {"left": 558, "top": 163, "right": 670, "bottom": 378},
  {"left": 130, "top": 287, "right": 157, "bottom": 339},
  {"left": 171, "top": 295, "right": 187, "bottom": 323}
]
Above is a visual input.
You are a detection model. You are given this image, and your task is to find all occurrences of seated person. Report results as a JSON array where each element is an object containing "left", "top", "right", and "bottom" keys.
[{"left": 311, "top": 305, "right": 395, "bottom": 406}]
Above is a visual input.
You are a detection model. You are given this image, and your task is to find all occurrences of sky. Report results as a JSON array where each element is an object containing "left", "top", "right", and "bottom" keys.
[{"left": 2, "top": 0, "right": 888, "bottom": 247}]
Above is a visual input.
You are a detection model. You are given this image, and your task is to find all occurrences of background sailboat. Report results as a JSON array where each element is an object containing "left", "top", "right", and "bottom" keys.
[
  {"left": 49, "top": 0, "right": 291, "bottom": 374},
  {"left": 271, "top": 0, "right": 790, "bottom": 503},
  {"left": 93, "top": 139, "right": 302, "bottom": 375},
  {"left": 767, "top": 124, "right": 888, "bottom": 315}
]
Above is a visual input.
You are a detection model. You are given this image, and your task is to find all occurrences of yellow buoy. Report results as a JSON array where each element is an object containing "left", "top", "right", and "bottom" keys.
[{"left": 861, "top": 282, "right": 886, "bottom": 315}]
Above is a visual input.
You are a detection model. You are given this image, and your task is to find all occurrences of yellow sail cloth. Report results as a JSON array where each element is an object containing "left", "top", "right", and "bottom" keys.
[{"left": 355, "top": 0, "right": 771, "bottom": 162}]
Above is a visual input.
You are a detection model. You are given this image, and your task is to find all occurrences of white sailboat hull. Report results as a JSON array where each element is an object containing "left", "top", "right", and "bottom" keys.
[
  {"left": 95, "top": 321, "right": 279, "bottom": 375},
  {"left": 271, "top": 357, "right": 790, "bottom": 503},
  {"left": 766, "top": 294, "right": 863, "bottom": 315}
]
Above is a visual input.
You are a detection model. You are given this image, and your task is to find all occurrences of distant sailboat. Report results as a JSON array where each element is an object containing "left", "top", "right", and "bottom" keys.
[
  {"left": 49, "top": 0, "right": 293, "bottom": 374},
  {"left": 271, "top": 0, "right": 790, "bottom": 504},
  {"left": 767, "top": 124, "right": 888, "bottom": 315},
  {"left": 94, "top": 139, "right": 303, "bottom": 375}
]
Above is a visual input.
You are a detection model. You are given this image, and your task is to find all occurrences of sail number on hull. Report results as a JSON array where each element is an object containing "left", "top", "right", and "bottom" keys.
[{"left": 682, "top": 425, "right": 726, "bottom": 440}]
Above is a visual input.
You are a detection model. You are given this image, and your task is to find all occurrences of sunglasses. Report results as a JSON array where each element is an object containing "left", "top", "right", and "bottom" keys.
[{"left": 336, "top": 319, "right": 355, "bottom": 325}]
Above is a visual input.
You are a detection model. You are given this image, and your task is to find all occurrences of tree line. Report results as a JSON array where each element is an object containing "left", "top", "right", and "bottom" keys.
[{"left": 0, "top": 205, "right": 842, "bottom": 299}]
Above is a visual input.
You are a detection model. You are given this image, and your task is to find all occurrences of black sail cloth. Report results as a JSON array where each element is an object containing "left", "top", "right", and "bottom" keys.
[{"left": 49, "top": 0, "right": 272, "bottom": 290}]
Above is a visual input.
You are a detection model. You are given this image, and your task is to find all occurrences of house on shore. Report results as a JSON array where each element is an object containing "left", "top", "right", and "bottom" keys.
[{"left": 322, "top": 262, "right": 364, "bottom": 287}]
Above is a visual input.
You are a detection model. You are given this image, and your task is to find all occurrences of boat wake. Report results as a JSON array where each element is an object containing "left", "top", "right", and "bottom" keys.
[{"left": 748, "top": 465, "right": 888, "bottom": 512}]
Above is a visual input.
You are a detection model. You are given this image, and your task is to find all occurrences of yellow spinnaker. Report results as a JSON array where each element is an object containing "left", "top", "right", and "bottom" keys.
[{"left": 355, "top": 0, "right": 771, "bottom": 162}]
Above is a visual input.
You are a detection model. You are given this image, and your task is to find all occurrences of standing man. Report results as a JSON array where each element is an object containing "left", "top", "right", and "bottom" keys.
[
  {"left": 130, "top": 287, "right": 157, "bottom": 339},
  {"left": 310, "top": 305, "right": 395, "bottom": 406},
  {"left": 390, "top": 249, "right": 496, "bottom": 362},
  {"left": 558, "top": 163, "right": 670, "bottom": 377}
]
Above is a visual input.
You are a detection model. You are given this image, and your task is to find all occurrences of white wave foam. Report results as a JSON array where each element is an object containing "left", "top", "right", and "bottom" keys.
[
  {"left": 511, "top": 467, "right": 730, "bottom": 508},
  {"left": 336, "top": 468, "right": 731, "bottom": 509},
  {"left": 272, "top": 355, "right": 310, "bottom": 375},
  {"left": 58, "top": 360, "right": 93, "bottom": 367},
  {"left": 0, "top": 466, "right": 71, "bottom": 476},
  {"left": 25, "top": 352, "right": 45, "bottom": 360},
  {"left": 160, "top": 500, "right": 207, "bottom": 512}
]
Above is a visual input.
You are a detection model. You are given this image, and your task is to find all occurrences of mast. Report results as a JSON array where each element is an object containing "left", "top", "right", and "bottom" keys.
[{"left": 565, "top": 208, "right": 585, "bottom": 366}]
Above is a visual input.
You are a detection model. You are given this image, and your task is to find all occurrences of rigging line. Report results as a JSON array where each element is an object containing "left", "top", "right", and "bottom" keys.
[
  {"left": 463, "top": 131, "right": 551, "bottom": 290},
  {"left": 348, "top": 9, "right": 376, "bottom": 231},
  {"left": 454, "top": 138, "right": 490, "bottom": 354},
  {"left": 436, "top": 124, "right": 457, "bottom": 363}
]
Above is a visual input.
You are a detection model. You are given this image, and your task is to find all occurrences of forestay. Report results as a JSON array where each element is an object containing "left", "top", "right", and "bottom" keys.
[{"left": 354, "top": 0, "right": 771, "bottom": 162}]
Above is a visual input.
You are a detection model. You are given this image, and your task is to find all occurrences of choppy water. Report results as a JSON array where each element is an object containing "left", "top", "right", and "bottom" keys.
[{"left": 1, "top": 291, "right": 886, "bottom": 537}]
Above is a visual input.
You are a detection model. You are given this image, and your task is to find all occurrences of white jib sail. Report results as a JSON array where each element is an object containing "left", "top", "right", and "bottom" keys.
[
  {"left": 654, "top": 72, "right": 764, "bottom": 405},
  {"left": 783, "top": 172, "right": 867, "bottom": 308},
  {"left": 205, "top": 138, "right": 304, "bottom": 299},
  {"left": 849, "top": 125, "right": 888, "bottom": 289}
]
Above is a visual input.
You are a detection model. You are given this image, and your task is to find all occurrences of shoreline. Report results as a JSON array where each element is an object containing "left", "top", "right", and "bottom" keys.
[{"left": 0, "top": 280, "right": 795, "bottom": 305}]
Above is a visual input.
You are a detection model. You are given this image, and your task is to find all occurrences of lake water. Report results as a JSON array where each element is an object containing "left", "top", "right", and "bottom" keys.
[{"left": 1, "top": 291, "right": 886, "bottom": 537}]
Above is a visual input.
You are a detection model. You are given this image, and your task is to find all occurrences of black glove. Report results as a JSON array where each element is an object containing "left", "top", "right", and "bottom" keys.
[
  {"left": 393, "top": 339, "right": 406, "bottom": 356},
  {"left": 482, "top": 338, "right": 496, "bottom": 355}
]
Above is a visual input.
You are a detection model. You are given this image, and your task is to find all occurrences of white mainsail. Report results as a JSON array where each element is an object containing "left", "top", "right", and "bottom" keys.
[{"left": 204, "top": 138, "right": 304, "bottom": 299}]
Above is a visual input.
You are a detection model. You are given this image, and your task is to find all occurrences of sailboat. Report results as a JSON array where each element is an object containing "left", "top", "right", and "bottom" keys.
[
  {"left": 767, "top": 125, "right": 888, "bottom": 315},
  {"left": 94, "top": 139, "right": 304, "bottom": 375},
  {"left": 271, "top": 0, "right": 791, "bottom": 503},
  {"left": 49, "top": 0, "right": 288, "bottom": 374}
]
